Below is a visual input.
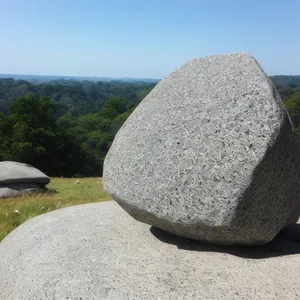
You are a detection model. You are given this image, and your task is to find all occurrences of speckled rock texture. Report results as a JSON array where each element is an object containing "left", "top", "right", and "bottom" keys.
[
  {"left": 0, "top": 161, "right": 50, "bottom": 198},
  {"left": 103, "top": 52, "right": 300, "bottom": 245},
  {"left": 1, "top": 201, "right": 300, "bottom": 300}
]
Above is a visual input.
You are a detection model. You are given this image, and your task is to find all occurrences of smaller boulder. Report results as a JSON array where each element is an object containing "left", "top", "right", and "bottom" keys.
[
  {"left": 0, "top": 161, "right": 50, "bottom": 185},
  {"left": 0, "top": 161, "right": 50, "bottom": 198}
]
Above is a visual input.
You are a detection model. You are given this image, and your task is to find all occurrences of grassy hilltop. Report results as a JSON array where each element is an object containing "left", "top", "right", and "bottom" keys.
[{"left": 0, "top": 178, "right": 111, "bottom": 242}]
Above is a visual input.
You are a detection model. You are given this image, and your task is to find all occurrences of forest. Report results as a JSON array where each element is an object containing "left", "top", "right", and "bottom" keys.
[{"left": 0, "top": 76, "right": 299, "bottom": 177}]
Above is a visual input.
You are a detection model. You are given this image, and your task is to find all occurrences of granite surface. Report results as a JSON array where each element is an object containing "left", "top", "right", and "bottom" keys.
[
  {"left": 103, "top": 53, "right": 300, "bottom": 245},
  {"left": 1, "top": 201, "right": 300, "bottom": 300}
]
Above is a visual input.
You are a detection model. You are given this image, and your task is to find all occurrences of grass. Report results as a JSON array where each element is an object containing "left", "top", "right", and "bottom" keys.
[{"left": 0, "top": 177, "right": 111, "bottom": 242}]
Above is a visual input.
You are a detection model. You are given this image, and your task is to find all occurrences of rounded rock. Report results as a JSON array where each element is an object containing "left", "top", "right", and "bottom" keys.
[
  {"left": 103, "top": 53, "right": 300, "bottom": 245},
  {"left": 1, "top": 201, "right": 300, "bottom": 299},
  {"left": 0, "top": 161, "right": 50, "bottom": 185}
]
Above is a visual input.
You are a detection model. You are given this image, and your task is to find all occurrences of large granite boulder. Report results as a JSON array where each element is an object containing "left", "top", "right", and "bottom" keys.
[
  {"left": 103, "top": 53, "right": 300, "bottom": 245},
  {"left": 1, "top": 201, "right": 300, "bottom": 300},
  {"left": 0, "top": 161, "right": 50, "bottom": 198}
]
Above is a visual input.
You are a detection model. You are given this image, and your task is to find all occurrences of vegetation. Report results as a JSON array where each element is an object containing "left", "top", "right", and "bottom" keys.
[
  {"left": 270, "top": 75, "right": 300, "bottom": 101},
  {"left": 0, "top": 78, "right": 156, "bottom": 176},
  {"left": 0, "top": 177, "right": 111, "bottom": 242},
  {"left": 285, "top": 92, "right": 300, "bottom": 133},
  {"left": 0, "top": 78, "right": 155, "bottom": 116},
  {"left": 0, "top": 76, "right": 299, "bottom": 241},
  {"left": 0, "top": 76, "right": 299, "bottom": 177}
]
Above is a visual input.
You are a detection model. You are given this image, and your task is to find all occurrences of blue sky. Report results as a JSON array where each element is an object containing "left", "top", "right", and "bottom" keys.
[{"left": 1, "top": 0, "right": 299, "bottom": 78}]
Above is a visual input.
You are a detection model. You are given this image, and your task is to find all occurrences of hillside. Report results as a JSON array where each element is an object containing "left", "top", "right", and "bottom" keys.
[
  {"left": 0, "top": 76, "right": 299, "bottom": 178},
  {"left": 270, "top": 75, "right": 300, "bottom": 101},
  {"left": 0, "top": 73, "right": 160, "bottom": 84},
  {"left": 0, "top": 78, "right": 156, "bottom": 116},
  {"left": 270, "top": 75, "right": 300, "bottom": 89},
  {"left": 0, "top": 76, "right": 299, "bottom": 117}
]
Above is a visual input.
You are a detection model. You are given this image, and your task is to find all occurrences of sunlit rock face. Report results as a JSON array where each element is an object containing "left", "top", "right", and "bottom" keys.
[{"left": 103, "top": 53, "right": 300, "bottom": 245}]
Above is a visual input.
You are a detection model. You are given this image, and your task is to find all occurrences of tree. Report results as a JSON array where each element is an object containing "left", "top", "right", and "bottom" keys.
[
  {"left": 0, "top": 91, "right": 148, "bottom": 176},
  {"left": 286, "top": 92, "right": 300, "bottom": 128},
  {"left": 1, "top": 96, "right": 88, "bottom": 176}
]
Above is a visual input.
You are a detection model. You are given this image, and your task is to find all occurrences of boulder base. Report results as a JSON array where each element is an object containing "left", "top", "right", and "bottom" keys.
[
  {"left": 103, "top": 53, "right": 300, "bottom": 245},
  {"left": 0, "top": 183, "right": 42, "bottom": 198},
  {"left": 1, "top": 201, "right": 300, "bottom": 300}
]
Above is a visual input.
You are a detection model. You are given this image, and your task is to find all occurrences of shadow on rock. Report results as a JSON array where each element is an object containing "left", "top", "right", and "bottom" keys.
[{"left": 150, "top": 224, "right": 300, "bottom": 259}]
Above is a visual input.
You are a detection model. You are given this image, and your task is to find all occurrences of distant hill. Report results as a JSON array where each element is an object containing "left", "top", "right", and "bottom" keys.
[
  {"left": 269, "top": 75, "right": 300, "bottom": 101},
  {"left": 1, "top": 73, "right": 299, "bottom": 90},
  {"left": 0, "top": 74, "right": 299, "bottom": 178},
  {"left": 0, "top": 74, "right": 160, "bottom": 84},
  {"left": 270, "top": 75, "right": 300, "bottom": 89},
  {"left": 0, "top": 78, "right": 156, "bottom": 116},
  {"left": 0, "top": 75, "right": 299, "bottom": 116}
]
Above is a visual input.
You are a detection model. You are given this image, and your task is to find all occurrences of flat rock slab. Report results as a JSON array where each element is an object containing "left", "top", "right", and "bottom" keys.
[
  {"left": 0, "top": 183, "right": 42, "bottom": 198},
  {"left": 1, "top": 201, "right": 300, "bottom": 300},
  {"left": 0, "top": 161, "right": 50, "bottom": 185},
  {"left": 104, "top": 52, "right": 300, "bottom": 245}
]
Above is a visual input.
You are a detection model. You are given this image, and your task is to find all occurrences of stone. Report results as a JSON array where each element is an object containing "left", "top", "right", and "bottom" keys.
[
  {"left": 0, "top": 161, "right": 50, "bottom": 185},
  {"left": 0, "top": 183, "right": 42, "bottom": 198},
  {"left": 103, "top": 52, "right": 300, "bottom": 245},
  {"left": 0, "top": 161, "right": 50, "bottom": 199},
  {"left": 1, "top": 201, "right": 300, "bottom": 299}
]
